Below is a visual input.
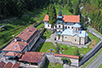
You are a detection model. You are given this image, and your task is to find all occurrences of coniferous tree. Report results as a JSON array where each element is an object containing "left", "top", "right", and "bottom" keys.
[
  {"left": 48, "top": 4, "right": 56, "bottom": 27},
  {"left": 75, "top": 4, "right": 80, "bottom": 15}
]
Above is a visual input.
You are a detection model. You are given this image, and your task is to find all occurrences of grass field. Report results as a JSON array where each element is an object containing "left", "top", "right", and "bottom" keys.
[
  {"left": 47, "top": 63, "right": 63, "bottom": 68},
  {"left": 39, "top": 42, "right": 56, "bottom": 53},
  {"left": 98, "top": 64, "right": 102, "bottom": 68},
  {"left": 42, "top": 30, "right": 52, "bottom": 39}
]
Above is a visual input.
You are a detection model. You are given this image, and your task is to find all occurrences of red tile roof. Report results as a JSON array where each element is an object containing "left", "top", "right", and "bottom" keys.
[
  {"left": 16, "top": 25, "right": 38, "bottom": 42},
  {"left": 3, "top": 62, "right": 13, "bottom": 68},
  {"left": 54, "top": 54, "right": 79, "bottom": 59},
  {"left": 11, "top": 62, "right": 20, "bottom": 68},
  {"left": 3, "top": 41, "right": 27, "bottom": 52},
  {"left": 43, "top": 15, "right": 49, "bottom": 21},
  {"left": 28, "top": 30, "right": 40, "bottom": 43},
  {"left": 43, "top": 14, "right": 80, "bottom": 23},
  {"left": 5, "top": 52, "right": 22, "bottom": 58},
  {"left": 0, "top": 61, "right": 5, "bottom": 68},
  {"left": 19, "top": 52, "right": 44, "bottom": 63}
]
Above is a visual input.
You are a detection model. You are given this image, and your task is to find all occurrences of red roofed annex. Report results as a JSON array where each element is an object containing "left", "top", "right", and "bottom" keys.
[
  {"left": 19, "top": 52, "right": 45, "bottom": 64},
  {"left": 2, "top": 25, "right": 40, "bottom": 58}
]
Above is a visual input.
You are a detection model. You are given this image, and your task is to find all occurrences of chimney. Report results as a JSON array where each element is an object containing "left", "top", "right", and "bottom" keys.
[
  {"left": 15, "top": 38, "right": 17, "bottom": 42},
  {"left": 27, "top": 28, "right": 30, "bottom": 31}
]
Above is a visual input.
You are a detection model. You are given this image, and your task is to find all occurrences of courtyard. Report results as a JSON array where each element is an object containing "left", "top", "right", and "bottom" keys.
[{"left": 35, "top": 29, "right": 100, "bottom": 58}]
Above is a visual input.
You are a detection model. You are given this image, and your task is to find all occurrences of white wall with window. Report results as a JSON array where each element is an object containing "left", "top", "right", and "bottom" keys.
[
  {"left": 64, "top": 22, "right": 75, "bottom": 29},
  {"left": 44, "top": 21, "right": 52, "bottom": 29}
]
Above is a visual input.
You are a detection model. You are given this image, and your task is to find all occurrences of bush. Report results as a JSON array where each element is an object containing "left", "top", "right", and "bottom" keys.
[
  {"left": 34, "top": 22, "right": 42, "bottom": 27},
  {"left": 0, "top": 27, "right": 2, "bottom": 31},
  {"left": 61, "top": 58, "right": 71, "bottom": 66}
]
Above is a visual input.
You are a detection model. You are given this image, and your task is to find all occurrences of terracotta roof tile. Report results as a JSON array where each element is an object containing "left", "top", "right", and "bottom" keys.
[
  {"left": 43, "top": 14, "right": 80, "bottom": 23},
  {"left": 5, "top": 52, "right": 22, "bottom": 58},
  {"left": 43, "top": 15, "right": 49, "bottom": 21},
  {"left": 54, "top": 54, "right": 79, "bottom": 59},
  {"left": 0, "top": 61, "right": 5, "bottom": 68},
  {"left": 28, "top": 30, "right": 40, "bottom": 43},
  {"left": 3, "top": 41, "right": 27, "bottom": 52},
  {"left": 3, "top": 62, "right": 13, "bottom": 68},
  {"left": 11, "top": 62, "right": 20, "bottom": 68},
  {"left": 16, "top": 25, "right": 38, "bottom": 42},
  {"left": 19, "top": 52, "right": 44, "bottom": 63}
]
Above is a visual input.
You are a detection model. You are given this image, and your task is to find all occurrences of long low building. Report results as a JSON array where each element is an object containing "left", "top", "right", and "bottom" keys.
[
  {"left": 2, "top": 25, "right": 40, "bottom": 58},
  {"left": 19, "top": 52, "right": 79, "bottom": 67}
]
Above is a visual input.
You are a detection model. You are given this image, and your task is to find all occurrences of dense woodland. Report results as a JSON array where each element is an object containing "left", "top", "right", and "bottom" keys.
[
  {"left": 0, "top": 0, "right": 102, "bottom": 34},
  {"left": 81, "top": 0, "right": 102, "bottom": 33},
  {"left": 0, "top": 0, "right": 80, "bottom": 19}
]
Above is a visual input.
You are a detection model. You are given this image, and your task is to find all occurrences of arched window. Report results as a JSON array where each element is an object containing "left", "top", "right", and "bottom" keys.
[
  {"left": 65, "top": 26, "right": 67, "bottom": 29},
  {"left": 72, "top": 27, "right": 73, "bottom": 29}
]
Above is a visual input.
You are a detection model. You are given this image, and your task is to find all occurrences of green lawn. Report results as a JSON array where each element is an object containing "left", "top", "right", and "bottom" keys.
[
  {"left": 42, "top": 30, "right": 52, "bottom": 39},
  {"left": 87, "top": 31, "right": 100, "bottom": 45},
  {"left": 37, "top": 23, "right": 44, "bottom": 29},
  {"left": 47, "top": 63, "right": 63, "bottom": 68},
  {"left": 58, "top": 31, "right": 100, "bottom": 56},
  {"left": 40, "top": 42, "right": 56, "bottom": 53},
  {"left": 98, "top": 64, "right": 102, "bottom": 68}
]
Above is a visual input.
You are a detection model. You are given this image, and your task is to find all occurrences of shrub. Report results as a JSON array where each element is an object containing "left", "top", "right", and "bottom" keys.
[
  {"left": 0, "top": 27, "right": 2, "bottom": 31},
  {"left": 61, "top": 58, "right": 71, "bottom": 66},
  {"left": 34, "top": 22, "right": 42, "bottom": 27}
]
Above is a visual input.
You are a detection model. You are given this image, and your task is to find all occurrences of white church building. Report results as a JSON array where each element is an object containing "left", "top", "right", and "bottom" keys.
[{"left": 43, "top": 10, "right": 88, "bottom": 45}]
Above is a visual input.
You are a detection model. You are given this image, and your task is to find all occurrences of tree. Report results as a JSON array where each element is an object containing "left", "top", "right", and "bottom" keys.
[
  {"left": 75, "top": 4, "right": 80, "bottom": 15},
  {"left": 67, "top": 0, "right": 72, "bottom": 7},
  {"left": 65, "top": 4, "right": 73, "bottom": 13},
  {"left": 48, "top": 4, "right": 56, "bottom": 28},
  {"left": 74, "top": 48, "right": 80, "bottom": 56},
  {"left": 61, "top": 58, "right": 71, "bottom": 66}
]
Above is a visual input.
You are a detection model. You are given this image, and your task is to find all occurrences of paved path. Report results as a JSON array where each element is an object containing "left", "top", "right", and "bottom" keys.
[
  {"left": 87, "top": 27, "right": 102, "bottom": 39},
  {"left": 85, "top": 51, "right": 102, "bottom": 68},
  {"left": 45, "top": 33, "right": 57, "bottom": 47}
]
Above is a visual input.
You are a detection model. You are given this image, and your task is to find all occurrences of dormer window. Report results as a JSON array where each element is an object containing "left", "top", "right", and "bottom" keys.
[
  {"left": 15, "top": 45, "right": 17, "bottom": 49},
  {"left": 27, "top": 28, "right": 30, "bottom": 31}
]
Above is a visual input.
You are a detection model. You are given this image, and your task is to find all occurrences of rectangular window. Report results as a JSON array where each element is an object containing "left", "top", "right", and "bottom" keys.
[
  {"left": 65, "top": 37, "right": 67, "bottom": 38},
  {"left": 48, "top": 24, "right": 49, "bottom": 27}
]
